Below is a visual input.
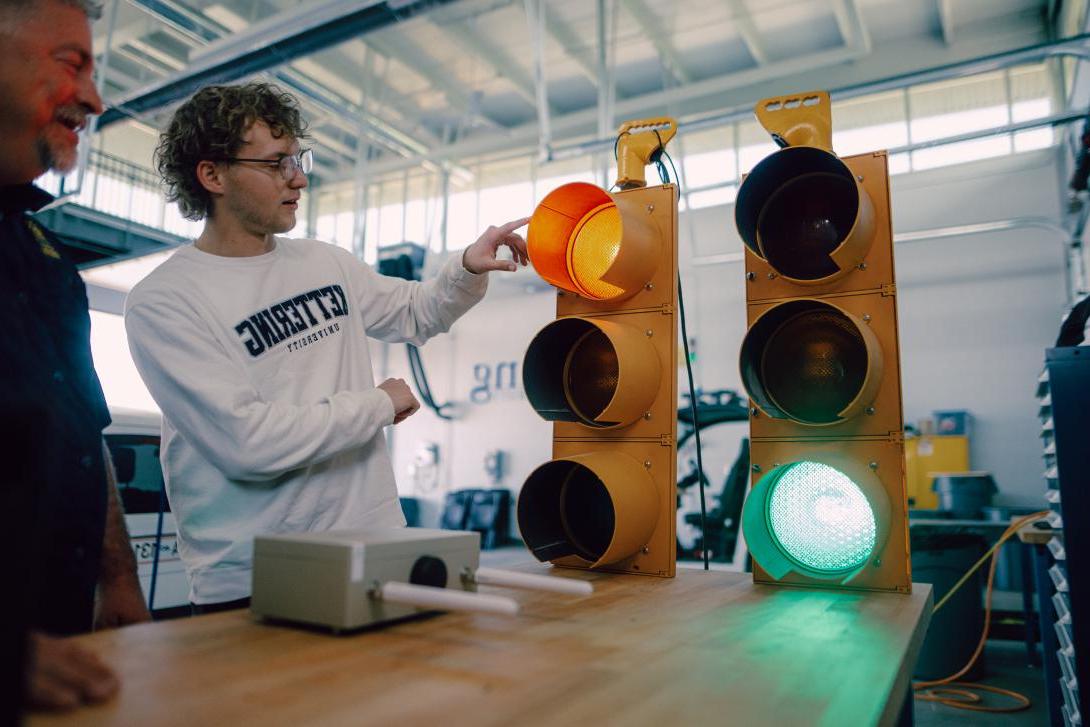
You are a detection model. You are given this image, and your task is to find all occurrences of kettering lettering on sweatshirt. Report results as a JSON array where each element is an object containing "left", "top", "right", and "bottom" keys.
[{"left": 124, "top": 238, "right": 486, "bottom": 604}]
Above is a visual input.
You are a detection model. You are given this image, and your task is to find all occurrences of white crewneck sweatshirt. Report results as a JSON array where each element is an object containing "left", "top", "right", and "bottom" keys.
[{"left": 124, "top": 237, "right": 486, "bottom": 604}]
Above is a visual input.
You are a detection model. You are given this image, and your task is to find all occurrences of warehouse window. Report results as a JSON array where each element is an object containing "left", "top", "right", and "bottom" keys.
[
  {"left": 445, "top": 185, "right": 479, "bottom": 252},
  {"left": 37, "top": 65, "right": 1059, "bottom": 266},
  {"left": 909, "top": 71, "right": 1011, "bottom": 170},
  {"left": 686, "top": 185, "right": 738, "bottom": 210},
  {"left": 89, "top": 311, "right": 159, "bottom": 413},
  {"left": 1011, "top": 64, "right": 1055, "bottom": 152},
  {"left": 832, "top": 90, "right": 909, "bottom": 157},
  {"left": 535, "top": 156, "right": 596, "bottom": 200},
  {"left": 737, "top": 119, "right": 780, "bottom": 176},
  {"left": 479, "top": 164, "right": 532, "bottom": 242}
]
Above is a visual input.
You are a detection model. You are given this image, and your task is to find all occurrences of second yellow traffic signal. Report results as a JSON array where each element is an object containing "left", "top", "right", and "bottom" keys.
[
  {"left": 517, "top": 120, "right": 679, "bottom": 577},
  {"left": 735, "top": 92, "right": 911, "bottom": 593}
]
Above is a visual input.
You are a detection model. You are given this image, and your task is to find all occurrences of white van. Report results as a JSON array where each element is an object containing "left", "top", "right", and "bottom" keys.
[{"left": 104, "top": 408, "right": 189, "bottom": 616}]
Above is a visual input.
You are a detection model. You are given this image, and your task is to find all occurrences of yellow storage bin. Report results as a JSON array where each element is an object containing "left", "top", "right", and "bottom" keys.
[{"left": 905, "top": 435, "right": 970, "bottom": 509}]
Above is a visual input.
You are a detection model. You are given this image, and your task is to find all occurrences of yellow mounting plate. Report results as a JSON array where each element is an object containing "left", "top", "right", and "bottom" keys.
[
  {"left": 754, "top": 91, "right": 832, "bottom": 151},
  {"left": 615, "top": 117, "right": 677, "bottom": 190}
]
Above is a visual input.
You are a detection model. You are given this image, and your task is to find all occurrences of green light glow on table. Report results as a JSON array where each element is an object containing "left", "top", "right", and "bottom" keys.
[{"left": 767, "top": 461, "right": 877, "bottom": 573}]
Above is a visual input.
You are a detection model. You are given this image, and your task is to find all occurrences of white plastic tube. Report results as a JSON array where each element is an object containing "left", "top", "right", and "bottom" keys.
[
  {"left": 474, "top": 567, "right": 594, "bottom": 596},
  {"left": 378, "top": 581, "right": 519, "bottom": 616}
]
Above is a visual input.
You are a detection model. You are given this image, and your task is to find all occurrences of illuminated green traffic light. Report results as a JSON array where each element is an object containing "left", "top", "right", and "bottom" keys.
[{"left": 766, "top": 462, "right": 877, "bottom": 573}]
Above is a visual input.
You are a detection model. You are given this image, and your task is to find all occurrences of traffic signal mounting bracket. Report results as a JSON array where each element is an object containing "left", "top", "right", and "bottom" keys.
[
  {"left": 754, "top": 90, "right": 833, "bottom": 151},
  {"left": 615, "top": 118, "right": 678, "bottom": 190}
]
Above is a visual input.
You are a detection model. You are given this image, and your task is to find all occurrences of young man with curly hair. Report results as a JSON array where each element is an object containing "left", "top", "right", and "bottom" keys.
[{"left": 124, "top": 82, "right": 529, "bottom": 612}]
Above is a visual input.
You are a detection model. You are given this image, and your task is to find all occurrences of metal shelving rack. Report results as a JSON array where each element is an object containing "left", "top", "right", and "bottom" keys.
[{"left": 1038, "top": 348, "right": 1088, "bottom": 726}]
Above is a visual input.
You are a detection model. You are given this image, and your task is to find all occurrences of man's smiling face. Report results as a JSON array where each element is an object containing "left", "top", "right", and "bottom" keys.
[{"left": 0, "top": 0, "right": 104, "bottom": 184}]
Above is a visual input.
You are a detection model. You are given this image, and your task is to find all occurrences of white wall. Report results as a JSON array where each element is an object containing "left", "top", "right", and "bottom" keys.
[
  {"left": 381, "top": 279, "right": 555, "bottom": 531},
  {"left": 890, "top": 151, "right": 1067, "bottom": 507},
  {"left": 386, "top": 148, "right": 1067, "bottom": 534},
  {"left": 684, "top": 149, "right": 1067, "bottom": 508}
]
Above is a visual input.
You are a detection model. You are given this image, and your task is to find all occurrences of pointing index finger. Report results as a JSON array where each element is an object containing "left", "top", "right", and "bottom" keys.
[{"left": 496, "top": 216, "right": 530, "bottom": 235}]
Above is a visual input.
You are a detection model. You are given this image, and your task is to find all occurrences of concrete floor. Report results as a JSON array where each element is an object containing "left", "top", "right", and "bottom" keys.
[{"left": 915, "top": 640, "right": 1050, "bottom": 726}]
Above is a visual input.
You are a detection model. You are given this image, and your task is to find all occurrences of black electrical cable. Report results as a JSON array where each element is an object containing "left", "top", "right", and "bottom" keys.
[
  {"left": 611, "top": 131, "right": 709, "bottom": 567},
  {"left": 406, "top": 343, "right": 454, "bottom": 420},
  {"left": 412, "top": 348, "right": 443, "bottom": 414},
  {"left": 148, "top": 475, "right": 167, "bottom": 614},
  {"left": 640, "top": 134, "right": 710, "bottom": 570},
  {"left": 677, "top": 277, "right": 709, "bottom": 571}
]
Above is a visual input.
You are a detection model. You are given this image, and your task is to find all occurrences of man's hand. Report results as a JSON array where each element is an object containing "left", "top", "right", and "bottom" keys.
[
  {"left": 26, "top": 632, "right": 119, "bottom": 711},
  {"left": 378, "top": 378, "right": 421, "bottom": 424},
  {"left": 94, "top": 578, "right": 150, "bottom": 630},
  {"left": 462, "top": 217, "right": 530, "bottom": 274}
]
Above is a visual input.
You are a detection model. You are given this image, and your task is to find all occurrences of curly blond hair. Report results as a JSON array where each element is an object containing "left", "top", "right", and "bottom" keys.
[{"left": 155, "top": 83, "right": 309, "bottom": 220}]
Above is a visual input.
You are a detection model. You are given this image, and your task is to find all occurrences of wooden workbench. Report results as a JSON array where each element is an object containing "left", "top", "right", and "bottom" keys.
[{"left": 30, "top": 564, "right": 932, "bottom": 727}]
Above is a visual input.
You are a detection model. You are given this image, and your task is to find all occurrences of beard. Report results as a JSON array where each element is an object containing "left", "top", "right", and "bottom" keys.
[
  {"left": 36, "top": 105, "right": 88, "bottom": 175},
  {"left": 229, "top": 195, "right": 296, "bottom": 235},
  {"left": 35, "top": 128, "right": 79, "bottom": 175}
]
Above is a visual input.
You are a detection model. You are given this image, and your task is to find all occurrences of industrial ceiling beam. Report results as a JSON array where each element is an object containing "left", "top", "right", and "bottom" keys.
[
  {"left": 279, "top": 66, "right": 432, "bottom": 158},
  {"left": 136, "top": 0, "right": 424, "bottom": 128},
  {"left": 435, "top": 17, "right": 540, "bottom": 107},
  {"left": 297, "top": 49, "right": 440, "bottom": 145},
  {"left": 831, "top": 0, "right": 871, "bottom": 54},
  {"left": 726, "top": 0, "right": 768, "bottom": 66},
  {"left": 365, "top": 32, "right": 499, "bottom": 128},
  {"left": 362, "top": 25, "right": 1081, "bottom": 179},
  {"left": 525, "top": 0, "right": 553, "bottom": 158},
  {"left": 124, "top": 37, "right": 186, "bottom": 72},
  {"left": 363, "top": 25, "right": 873, "bottom": 177},
  {"left": 543, "top": 8, "right": 601, "bottom": 85},
  {"left": 97, "top": 0, "right": 457, "bottom": 128},
  {"left": 620, "top": 0, "right": 692, "bottom": 85},
  {"left": 113, "top": 0, "right": 442, "bottom": 159},
  {"left": 128, "top": 0, "right": 219, "bottom": 44},
  {"left": 595, "top": 0, "right": 617, "bottom": 188},
  {"left": 937, "top": 0, "right": 955, "bottom": 46}
]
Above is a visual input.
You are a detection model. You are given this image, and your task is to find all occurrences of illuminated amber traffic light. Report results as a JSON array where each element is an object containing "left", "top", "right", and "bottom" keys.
[
  {"left": 527, "top": 182, "right": 659, "bottom": 301},
  {"left": 518, "top": 118, "right": 679, "bottom": 577},
  {"left": 736, "top": 92, "right": 910, "bottom": 592}
]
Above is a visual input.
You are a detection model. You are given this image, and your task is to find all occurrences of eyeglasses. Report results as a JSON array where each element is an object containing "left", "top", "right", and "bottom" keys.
[{"left": 220, "top": 148, "right": 313, "bottom": 180}]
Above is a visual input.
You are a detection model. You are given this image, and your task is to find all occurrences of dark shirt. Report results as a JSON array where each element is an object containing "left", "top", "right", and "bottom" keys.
[
  {"left": 0, "top": 184, "right": 111, "bottom": 635},
  {"left": 1056, "top": 295, "right": 1090, "bottom": 347}
]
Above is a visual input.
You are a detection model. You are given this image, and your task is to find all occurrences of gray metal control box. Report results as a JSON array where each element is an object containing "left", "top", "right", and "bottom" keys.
[{"left": 251, "top": 528, "right": 480, "bottom": 631}]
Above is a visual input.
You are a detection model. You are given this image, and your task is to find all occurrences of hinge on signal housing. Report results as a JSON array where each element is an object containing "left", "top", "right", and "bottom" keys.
[
  {"left": 660, "top": 434, "right": 673, "bottom": 446},
  {"left": 660, "top": 303, "right": 674, "bottom": 315},
  {"left": 881, "top": 283, "right": 896, "bottom": 296}
]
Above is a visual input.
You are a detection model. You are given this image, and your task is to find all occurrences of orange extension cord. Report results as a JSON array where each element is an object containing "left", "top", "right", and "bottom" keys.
[{"left": 912, "top": 510, "right": 1050, "bottom": 713}]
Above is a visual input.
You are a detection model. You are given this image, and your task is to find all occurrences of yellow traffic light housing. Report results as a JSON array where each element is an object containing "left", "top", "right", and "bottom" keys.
[
  {"left": 735, "top": 91, "right": 882, "bottom": 289},
  {"left": 523, "top": 316, "right": 661, "bottom": 428},
  {"left": 737, "top": 91, "right": 911, "bottom": 593},
  {"left": 741, "top": 298, "right": 883, "bottom": 426},
  {"left": 519, "top": 119, "right": 678, "bottom": 578}
]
